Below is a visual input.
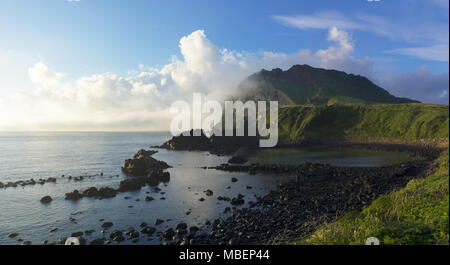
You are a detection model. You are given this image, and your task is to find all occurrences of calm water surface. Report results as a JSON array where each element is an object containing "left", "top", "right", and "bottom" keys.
[{"left": 0, "top": 132, "right": 410, "bottom": 245}]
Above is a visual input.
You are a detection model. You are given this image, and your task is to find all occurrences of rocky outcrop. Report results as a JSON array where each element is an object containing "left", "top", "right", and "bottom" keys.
[
  {"left": 64, "top": 149, "right": 172, "bottom": 201},
  {"left": 159, "top": 129, "right": 259, "bottom": 156},
  {"left": 65, "top": 170, "right": 170, "bottom": 201},
  {"left": 121, "top": 149, "right": 170, "bottom": 176}
]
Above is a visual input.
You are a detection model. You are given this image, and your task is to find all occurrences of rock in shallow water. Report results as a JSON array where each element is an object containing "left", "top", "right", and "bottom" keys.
[
  {"left": 40, "top": 195, "right": 52, "bottom": 204},
  {"left": 121, "top": 149, "right": 170, "bottom": 176},
  {"left": 101, "top": 221, "right": 113, "bottom": 228}
]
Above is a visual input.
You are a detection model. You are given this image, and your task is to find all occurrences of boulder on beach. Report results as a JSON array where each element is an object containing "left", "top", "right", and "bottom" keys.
[
  {"left": 89, "top": 238, "right": 105, "bottom": 245},
  {"left": 71, "top": 231, "right": 83, "bottom": 237}
]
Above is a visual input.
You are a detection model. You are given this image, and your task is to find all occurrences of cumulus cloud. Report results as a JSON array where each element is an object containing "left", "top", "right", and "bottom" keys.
[{"left": 0, "top": 28, "right": 447, "bottom": 131}]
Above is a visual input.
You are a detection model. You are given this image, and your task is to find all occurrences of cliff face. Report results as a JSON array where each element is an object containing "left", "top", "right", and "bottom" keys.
[{"left": 238, "top": 65, "right": 418, "bottom": 105}]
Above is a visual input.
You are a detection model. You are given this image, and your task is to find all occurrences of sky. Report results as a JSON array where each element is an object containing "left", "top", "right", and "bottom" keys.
[{"left": 0, "top": 0, "right": 448, "bottom": 131}]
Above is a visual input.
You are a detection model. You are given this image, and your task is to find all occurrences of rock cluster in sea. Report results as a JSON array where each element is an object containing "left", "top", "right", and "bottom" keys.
[
  {"left": 0, "top": 177, "right": 56, "bottom": 189},
  {"left": 65, "top": 149, "right": 171, "bottom": 201}
]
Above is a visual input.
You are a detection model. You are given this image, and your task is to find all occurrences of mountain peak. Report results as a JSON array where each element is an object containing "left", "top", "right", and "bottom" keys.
[{"left": 239, "top": 65, "right": 418, "bottom": 105}]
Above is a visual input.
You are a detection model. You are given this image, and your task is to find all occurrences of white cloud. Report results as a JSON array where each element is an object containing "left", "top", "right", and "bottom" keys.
[
  {"left": 316, "top": 27, "right": 354, "bottom": 64},
  {"left": 388, "top": 45, "right": 449, "bottom": 62},
  {"left": 273, "top": 11, "right": 449, "bottom": 62},
  {"left": 272, "top": 11, "right": 363, "bottom": 31},
  {"left": 0, "top": 28, "right": 446, "bottom": 131},
  {"left": 0, "top": 28, "right": 373, "bottom": 131}
]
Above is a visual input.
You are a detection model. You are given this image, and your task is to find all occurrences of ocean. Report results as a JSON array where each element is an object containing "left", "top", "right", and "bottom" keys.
[{"left": 0, "top": 132, "right": 410, "bottom": 245}]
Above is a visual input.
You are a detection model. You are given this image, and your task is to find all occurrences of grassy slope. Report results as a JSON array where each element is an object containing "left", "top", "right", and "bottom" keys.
[
  {"left": 278, "top": 103, "right": 449, "bottom": 144},
  {"left": 296, "top": 149, "right": 449, "bottom": 245}
]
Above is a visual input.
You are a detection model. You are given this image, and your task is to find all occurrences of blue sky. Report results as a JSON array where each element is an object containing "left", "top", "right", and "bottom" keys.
[{"left": 0, "top": 0, "right": 448, "bottom": 130}]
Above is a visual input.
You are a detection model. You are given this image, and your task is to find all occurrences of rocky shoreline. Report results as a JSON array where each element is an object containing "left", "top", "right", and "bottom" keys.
[
  {"left": 2, "top": 141, "right": 441, "bottom": 245},
  {"left": 63, "top": 156, "right": 432, "bottom": 246},
  {"left": 193, "top": 160, "right": 431, "bottom": 244}
]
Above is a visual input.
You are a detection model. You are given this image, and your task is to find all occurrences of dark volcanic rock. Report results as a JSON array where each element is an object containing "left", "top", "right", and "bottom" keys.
[
  {"left": 159, "top": 129, "right": 259, "bottom": 156},
  {"left": 97, "top": 187, "right": 117, "bottom": 198},
  {"left": 40, "top": 195, "right": 52, "bottom": 204},
  {"left": 109, "top": 230, "right": 123, "bottom": 240},
  {"left": 176, "top": 223, "right": 188, "bottom": 230},
  {"left": 196, "top": 160, "right": 431, "bottom": 245},
  {"left": 65, "top": 190, "right": 83, "bottom": 201},
  {"left": 203, "top": 189, "right": 213, "bottom": 196},
  {"left": 89, "top": 238, "right": 105, "bottom": 245},
  {"left": 71, "top": 231, "right": 83, "bottom": 237},
  {"left": 1, "top": 176, "right": 57, "bottom": 190},
  {"left": 8, "top": 233, "right": 19, "bottom": 238},
  {"left": 133, "top": 149, "right": 158, "bottom": 159},
  {"left": 230, "top": 194, "right": 245, "bottom": 206},
  {"left": 66, "top": 186, "right": 117, "bottom": 201},
  {"left": 121, "top": 149, "right": 170, "bottom": 176},
  {"left": 101, "top": 222, "right": 114, "bottom": 228},
  {"left": 141, "top": 226, "right": 156, "bottom": 236},
  {"left": 83, "top": 187, "right": 99, "bottom": 197},
  {"left": 118, "top": 177, "right": 146, "bottom": 192},
  {"left": 147, "top": 169, "right": 170, "bottom": 187},
  {"left": 159, "top": 129, "right": 211, "bottom": 151}
]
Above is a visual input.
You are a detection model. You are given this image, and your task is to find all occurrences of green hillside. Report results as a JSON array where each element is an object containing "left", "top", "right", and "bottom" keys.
[
  {"left": 239, "top": 65, "right": 418, "bottom": 105},
  {"left": 278, "top": 103, "right": 449, "bottom": 144},
  {"left": 296, "top": 149, "right": 449, "bottom": 245}
]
